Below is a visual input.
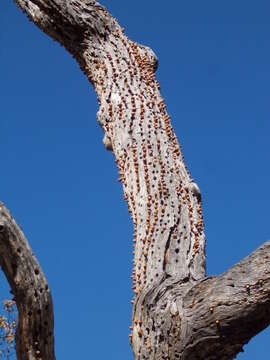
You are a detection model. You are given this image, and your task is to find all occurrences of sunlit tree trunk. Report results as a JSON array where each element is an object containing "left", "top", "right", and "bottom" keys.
[{"left": 1, "top": 1, "right": 270, "bottom": 359}]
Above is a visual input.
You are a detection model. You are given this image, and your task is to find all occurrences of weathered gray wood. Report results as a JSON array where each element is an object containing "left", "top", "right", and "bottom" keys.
[
  {"left": 2, "top": 0, "right": 268, "bottom": 359},
  {"left": 132, "top": 240, "right": 270, "bottom": 359},
  {"left": 0, "top": 204, "right": 55, "bottom": 360},
  {"left": 14, "top": 0, "right": 206, "bottom": 293}
]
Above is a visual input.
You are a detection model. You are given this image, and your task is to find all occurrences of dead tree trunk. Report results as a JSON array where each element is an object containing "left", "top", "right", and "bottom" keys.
[
  {"left": 0, "top": 204, "right": 55, "bottom": 360},
  {"left": 1, "top": 1, "right": 269, "bottom": 359}
]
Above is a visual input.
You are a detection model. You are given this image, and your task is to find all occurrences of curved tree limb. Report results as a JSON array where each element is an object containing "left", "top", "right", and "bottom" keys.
[
  {"left": 181, "top": 240, "right": 270, "bottom": 359},
  {"left": 14, "top": 0, "right": 206, "bottom": 289},
  {"left": 0, "top": 204, "right": 55, "bottom": 360},
  {"left": 4, "top": 0, "right": 269, "bottom": 359}
]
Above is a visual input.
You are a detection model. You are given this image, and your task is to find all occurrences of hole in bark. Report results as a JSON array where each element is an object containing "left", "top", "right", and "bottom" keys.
[
  {"left": 11, "top": 263, "right": 17, "bottom": 274},
  {"left": 34, "top": 269, "right": 39, "bottom": 275},
  {"left": 0, "top": 225, "right": 4, "bottom": 232},
  {"left": 159, "top": 334, "right": 165, "bottom": 342},
  {"left": 34, "top": 291, "right": 38, "bottom": 298},
  {"left": 17, "top": 247, "right": 22, "bottom": 253},
  {"left": 37, "top": 309, "right": 41, "bottom": 315},
  {"left": 175, "top": 248, "right": 179, "bottom": 254},
  {"left": 28, "top": 311, "right": 32, "bottom": 317},
  {"left": 175, "top": 259, "right": 178, "bottom": 263}
]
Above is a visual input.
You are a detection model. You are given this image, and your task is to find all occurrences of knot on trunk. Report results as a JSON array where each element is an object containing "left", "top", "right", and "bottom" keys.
[{"left": 137, "top": 44, "right": 158, "bottom": 72}]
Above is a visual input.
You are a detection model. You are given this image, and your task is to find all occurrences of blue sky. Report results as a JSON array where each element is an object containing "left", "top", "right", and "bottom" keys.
[{"left": 0, "top": 0, "right": 270, "bottom": 358}]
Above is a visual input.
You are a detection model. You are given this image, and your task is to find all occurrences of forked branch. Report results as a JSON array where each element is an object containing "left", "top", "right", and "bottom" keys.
[
  {"left": 3, "top": 0, "right": 269, "bottom": 359},
  {"left": 131, "top": 240, "right": 270, "bottom": 359}
]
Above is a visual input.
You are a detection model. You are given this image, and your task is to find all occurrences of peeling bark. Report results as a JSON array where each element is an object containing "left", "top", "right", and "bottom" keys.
[{"left": 1, "top": 0, "right": 268, "bottom": 359}]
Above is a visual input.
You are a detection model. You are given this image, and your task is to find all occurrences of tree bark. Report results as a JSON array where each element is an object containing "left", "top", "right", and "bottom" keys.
[
  {"left": 0, "top": 204, "right": 55, "bottom": 360},
  {"left": 2, "top": 0, "right": 268, "bottom": 359}
]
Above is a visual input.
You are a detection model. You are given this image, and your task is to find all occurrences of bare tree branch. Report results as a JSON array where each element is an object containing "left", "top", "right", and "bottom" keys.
[
  {"left": 4, "top": 0, "right": 269, "bottom": 359},
  {"left": 132, "top": 240, "right": 270, "bottom": 359},
  {"left": 14, "top": 0, "right": 206, "bottom": 289},
  {"left": 0, "top": 204, "right": 55, "bottom": 360},
  {"left": 181, "top": 240, "right": 270, "bottom": 359}
]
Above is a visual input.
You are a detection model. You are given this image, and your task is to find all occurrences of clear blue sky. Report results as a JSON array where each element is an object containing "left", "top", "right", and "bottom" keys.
[{"left": 1, "top": 1, "right": 270, "bottom": 358}]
